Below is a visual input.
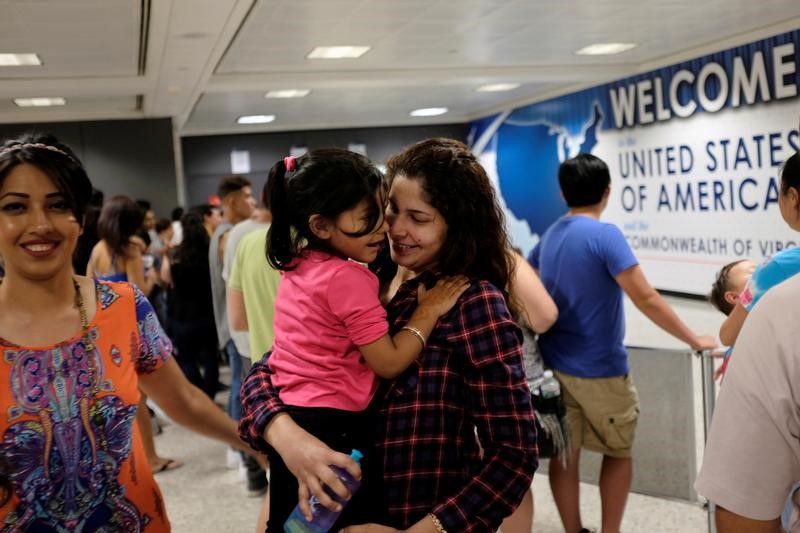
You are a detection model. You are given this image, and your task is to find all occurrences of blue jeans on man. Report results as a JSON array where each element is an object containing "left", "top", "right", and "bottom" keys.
[{"left": 224, "top": 339, "right": 243, "bottom": 421}]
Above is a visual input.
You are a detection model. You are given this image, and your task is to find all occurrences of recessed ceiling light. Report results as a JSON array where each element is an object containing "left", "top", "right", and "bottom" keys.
[
  {"left": 410, "top": 107, "right": 448, "bottom": 117},
  {"left": 236, "top": 114, "right": 276, "bottom": 125},
  {"left": 575, "top": 43, "right": 638, "bottom": 56},
  {"left": 14, "top": 97, "right": 66, "bottom": 107},
  {"left": 307, "top": 46, "right": 371, "bottom": 59},
  {"left": 476, "top": 83, "right": 521, "bottom": 92},
  {"left": 0, "top": 53, "right": 42, "bottom": 66},
  {"left": 265, "top": 89, "right": 311, "bottom": 99}
]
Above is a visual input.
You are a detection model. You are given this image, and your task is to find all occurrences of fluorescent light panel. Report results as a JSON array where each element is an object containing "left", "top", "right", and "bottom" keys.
[
  {"left": 476, "top": 83, "right": 521, "bottom": 92},
  {"left": 0, "top": 53, "right": 42, "bottom": 66},
  {"left": 14, "top": 97, "right": 66, "bottom": 107},
  {"left": 575, "top": 43, "right": 637, "bottom": 56},
  {"left": 265, "top": 89, "right": 310, "bottom": 99},
  {"left": 237, "top": 114, "right": 276, "bottom": 124},
  {"left": 307, "top": 46, "right": 371, "bottom": 59},
  {"left": 410, "top": 107, "right": 448, "bottom": 117}
]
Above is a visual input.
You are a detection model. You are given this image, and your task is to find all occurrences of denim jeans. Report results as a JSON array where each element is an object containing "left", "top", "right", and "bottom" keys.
[{"left": 225, "top": 338, "right": 243, "bottom": 421}]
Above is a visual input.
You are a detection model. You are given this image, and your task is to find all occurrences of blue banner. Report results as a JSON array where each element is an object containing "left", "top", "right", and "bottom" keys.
[{"left": 470, "top": 29, "right": 800, "bottom": 294}]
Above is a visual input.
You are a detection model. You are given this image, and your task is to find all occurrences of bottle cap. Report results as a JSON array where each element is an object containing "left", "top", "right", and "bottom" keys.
[
  {"left": 350, "top": 449, "right": 363, "bottom": 463},
  {"left": 543, "top": 370, "right": 554, "bottom": 379}
]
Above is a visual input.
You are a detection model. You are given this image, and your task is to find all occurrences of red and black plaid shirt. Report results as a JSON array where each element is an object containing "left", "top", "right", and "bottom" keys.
[{"left": 240, "top": 272, "right": 538, "bottom": 532}]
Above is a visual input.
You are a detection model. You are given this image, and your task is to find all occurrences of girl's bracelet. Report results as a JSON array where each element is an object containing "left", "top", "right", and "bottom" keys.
[
  {"left": 400, "top": 325, "right": 426, "bottom": 348},
  {"left": 427, "top": 513, "right": 447, "bottom": 533}
]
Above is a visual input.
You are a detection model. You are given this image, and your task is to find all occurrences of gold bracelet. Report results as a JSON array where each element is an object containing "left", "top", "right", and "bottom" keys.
[
  {"left": 401, "top": 325, "right": 426, "bottom": 349},
  {"left": 427, "top": 513, "right": 447, "bottom": 533}
]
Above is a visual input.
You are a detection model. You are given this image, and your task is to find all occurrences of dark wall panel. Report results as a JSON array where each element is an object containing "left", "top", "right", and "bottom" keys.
[
  {"left": 0, "top": 118, "right": 178, "bottom": 217},
  {"left": 181, "top": 123, "right": 467, "bottom": 207}
]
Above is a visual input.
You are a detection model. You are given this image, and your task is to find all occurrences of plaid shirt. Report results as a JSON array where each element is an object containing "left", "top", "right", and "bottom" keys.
[{"left": 240, "top": 271, "right": 538, "bottom": 532}]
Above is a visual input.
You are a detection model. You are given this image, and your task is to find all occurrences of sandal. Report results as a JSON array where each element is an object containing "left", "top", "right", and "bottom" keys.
[{"left": 153, "top": 458, "right": 184, "bottom": 474}]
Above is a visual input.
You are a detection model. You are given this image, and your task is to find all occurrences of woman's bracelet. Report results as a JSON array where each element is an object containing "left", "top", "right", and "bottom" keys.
[
  {"left": 401, "top": 325, "right": 426, "bottom": 349},
  {"left": 427, "top": 513, "right": 447, "bottom": 533}
]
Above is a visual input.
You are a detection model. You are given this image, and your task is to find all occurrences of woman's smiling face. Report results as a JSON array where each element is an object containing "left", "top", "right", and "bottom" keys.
[
  {"left": 0, "top": 163, "right": 81, "bottom": 281},
  {"left": 385, "top": 174, "right": 447, "bottom": 275}
]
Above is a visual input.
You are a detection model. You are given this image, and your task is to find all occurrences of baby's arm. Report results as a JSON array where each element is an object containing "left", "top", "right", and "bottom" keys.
[
  {"left": 719, "top": 303, "right": 748, "bottom": 346},
  {"left": 359, "top": 277, "right": 469, "bottom": 378}
]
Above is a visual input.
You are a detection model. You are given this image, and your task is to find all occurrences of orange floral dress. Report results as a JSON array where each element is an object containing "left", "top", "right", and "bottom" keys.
[{"left": 0, "top": 280, "right": 173, "bottom": 532}]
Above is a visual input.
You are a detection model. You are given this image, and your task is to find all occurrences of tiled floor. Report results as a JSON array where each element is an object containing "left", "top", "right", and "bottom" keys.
[
  {"left": 154, "top": 418, "right": 264, "bottom": 533},
  {"left": 152, "top": 415, "right": 710, "bottom": 533},
  {"left": 527, "top": 472, "right": 708, "bottom": 533}
]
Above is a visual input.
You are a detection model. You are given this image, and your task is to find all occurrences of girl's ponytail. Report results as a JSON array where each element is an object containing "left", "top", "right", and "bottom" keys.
[
  {"left": 266, "top": 149, "right": 384, "bottom": 268},
  {"left": 266, "top": 158, "right": 294, "bottom": 270}
]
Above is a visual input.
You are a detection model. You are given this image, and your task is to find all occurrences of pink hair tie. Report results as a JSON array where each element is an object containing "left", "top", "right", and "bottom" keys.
[{"left": 284, "top": 156, "right": 296, "bottom": 172}]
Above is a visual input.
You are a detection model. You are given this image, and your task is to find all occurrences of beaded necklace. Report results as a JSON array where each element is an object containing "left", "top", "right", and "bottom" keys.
[
  {"left": 72, "top": 276, "right": 94, "bottom": 351},
  {"left": 71, "top": 277, "right": 102, "bottom": 400}
]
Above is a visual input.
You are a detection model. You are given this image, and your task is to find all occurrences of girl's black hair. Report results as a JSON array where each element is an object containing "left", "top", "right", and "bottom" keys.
[
  {"left": 0, "top": 133, "right": 92, "bottom": 227},
  {"left": 266, "top": 148, "right": 385, "bottom": 270},
  {"left": 97, "top": 195, "right": 146, "bottom": 258},
  {"left": 173, "top": 211, "right": 209, "bottom": 265}
]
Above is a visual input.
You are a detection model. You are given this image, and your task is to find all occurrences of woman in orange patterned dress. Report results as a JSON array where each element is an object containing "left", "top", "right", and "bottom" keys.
[{"left": 0, "top": 134, "right": 256, "bottom": 532}]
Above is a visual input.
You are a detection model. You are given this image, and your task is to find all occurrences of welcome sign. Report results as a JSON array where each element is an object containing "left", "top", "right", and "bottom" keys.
[{"left": 470, "top": 30, "right": 800, "bottom": 295}]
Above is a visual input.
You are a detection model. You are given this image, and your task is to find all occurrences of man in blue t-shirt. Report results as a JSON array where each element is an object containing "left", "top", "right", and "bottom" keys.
[{"left": 529, "top": 154, "right": 716, "bottom": 533}]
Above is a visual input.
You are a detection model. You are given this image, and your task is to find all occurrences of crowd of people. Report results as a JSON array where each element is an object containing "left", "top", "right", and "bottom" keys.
[{"left": 0, "top": 131, "right": 796, "bottom": 533}]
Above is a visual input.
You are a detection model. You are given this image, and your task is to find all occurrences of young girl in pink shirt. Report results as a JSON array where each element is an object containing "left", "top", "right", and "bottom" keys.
[{"left": 262, "top": 148, "right": 467, "bottom": 531}]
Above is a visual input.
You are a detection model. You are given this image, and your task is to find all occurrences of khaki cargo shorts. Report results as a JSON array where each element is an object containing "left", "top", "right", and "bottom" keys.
[{"left": 554, "top": 370, "right": 640, "bottom": 458}]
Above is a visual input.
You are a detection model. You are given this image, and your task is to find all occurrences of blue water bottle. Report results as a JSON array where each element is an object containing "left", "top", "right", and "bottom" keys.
[{"left": 283, "top": 449, "right": 363, "bottom": 533}]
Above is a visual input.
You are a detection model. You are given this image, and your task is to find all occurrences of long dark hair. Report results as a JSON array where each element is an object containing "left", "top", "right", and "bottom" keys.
[
  {"left": 386, "top": 138, "right": 515, "bottom": 300},
  {"left": 266, "top": 148, "right": 385, "bottom": 270},
  {"left": 97, "top": 195, "right": 145, "bottom": 258},
  {"left": 173, "top": 211, "right": 209, "bottom": 265},
  {"left": 0, "top": 133, "right": 92, "bottom": 227},
  {"left": 73, "top": 188, "right": 105, "bottom": 275}
]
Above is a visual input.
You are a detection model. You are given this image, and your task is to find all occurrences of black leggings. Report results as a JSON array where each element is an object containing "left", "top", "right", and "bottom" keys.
[
  {"left": 265, "top": 406, "right": 383, "bottom": 532},
  {"left": 171, "top": 318, "right": 219, "bottom": 398}
]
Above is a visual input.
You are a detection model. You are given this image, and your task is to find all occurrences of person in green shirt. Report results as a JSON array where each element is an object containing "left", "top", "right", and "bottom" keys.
[{"left": 228, "top": 220, "right": 280, "bottom": 363}]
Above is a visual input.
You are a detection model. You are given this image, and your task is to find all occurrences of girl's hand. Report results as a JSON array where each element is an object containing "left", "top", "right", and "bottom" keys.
[
  {"left": 416, "top": 276, "right": 470, "bottom": 318},
  {"left": 268, "top": 414, "right": 361, "bottom": 519}
]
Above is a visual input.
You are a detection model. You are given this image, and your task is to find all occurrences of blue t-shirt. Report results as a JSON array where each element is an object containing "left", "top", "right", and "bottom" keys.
[
  {"left": 529, "top": 215, "right": 638, "bottom": 378},
  {"left": 740, "top": 246, "right": 800, "bottom": 311}
]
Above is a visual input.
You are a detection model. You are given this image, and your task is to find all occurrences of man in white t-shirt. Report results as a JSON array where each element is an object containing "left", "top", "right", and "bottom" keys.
[{"left": 696, "top": 273, "right": 800, "bottom": 532}]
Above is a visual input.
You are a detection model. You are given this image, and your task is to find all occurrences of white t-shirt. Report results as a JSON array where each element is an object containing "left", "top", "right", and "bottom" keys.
[{"left": 696, "top": 273, "right": 800, "bottom": 525}]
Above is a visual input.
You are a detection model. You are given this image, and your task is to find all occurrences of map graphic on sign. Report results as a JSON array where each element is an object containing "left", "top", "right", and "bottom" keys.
[{"left": 470, "top": 102, "right": 604, "bottom": 256}]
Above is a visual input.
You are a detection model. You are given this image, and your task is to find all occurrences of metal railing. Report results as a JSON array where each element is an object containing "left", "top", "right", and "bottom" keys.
[{"left": 695, "top": 349, "right": 717, "bottom": 533}]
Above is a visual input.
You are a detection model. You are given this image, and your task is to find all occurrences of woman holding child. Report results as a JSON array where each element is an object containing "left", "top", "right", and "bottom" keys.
[{"left": 240, "top": 138, "right": 538, "bottom": 532}]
